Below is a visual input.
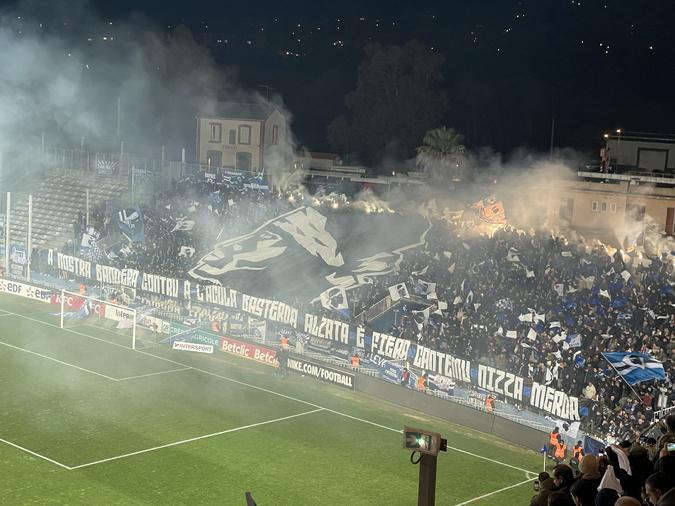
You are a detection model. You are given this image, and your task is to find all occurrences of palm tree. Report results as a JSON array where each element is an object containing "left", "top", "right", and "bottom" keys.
[{"left": 416, "top": 127, "right": 466, "bottom": 181}]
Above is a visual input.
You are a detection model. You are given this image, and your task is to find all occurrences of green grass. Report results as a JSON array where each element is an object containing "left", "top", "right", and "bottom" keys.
[{"left": 0, "top": 293, "right": 544, "bottom": 505}]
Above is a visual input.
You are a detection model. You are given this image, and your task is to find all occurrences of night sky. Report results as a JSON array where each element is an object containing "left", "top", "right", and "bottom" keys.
[{"left": 6, "top": 0, "right": 675, "bottom": 157}]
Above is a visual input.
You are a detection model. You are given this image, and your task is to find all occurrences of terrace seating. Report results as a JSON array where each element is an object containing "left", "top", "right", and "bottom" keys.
[{"left": 7, "top": 172, "right": 129, "bottom": 250}]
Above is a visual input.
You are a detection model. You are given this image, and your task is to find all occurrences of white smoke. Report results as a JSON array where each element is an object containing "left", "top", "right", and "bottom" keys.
[{"left": 0, "top": 2, "right": 294, "bottom": 182}]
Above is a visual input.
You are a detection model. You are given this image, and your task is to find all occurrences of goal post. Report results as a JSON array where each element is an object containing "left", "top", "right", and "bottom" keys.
[{"left": 59, "top": 289, "right": 139, "bottom": 349}]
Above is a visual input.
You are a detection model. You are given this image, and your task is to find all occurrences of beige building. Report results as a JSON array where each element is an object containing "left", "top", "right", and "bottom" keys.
[
  {"left": 504, "top": 172, "right": 675, "bottom": 247},
  {"left": 602, "top": 131, "right": 675, "bottom": 174},
  {"left": 196, "top": 103, "right": 288, "bottom": 172}
]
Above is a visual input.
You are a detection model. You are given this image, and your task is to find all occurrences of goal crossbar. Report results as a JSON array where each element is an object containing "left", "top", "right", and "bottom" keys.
[{"left": 59, "top": 289, "right": 139, "bottom": 349}]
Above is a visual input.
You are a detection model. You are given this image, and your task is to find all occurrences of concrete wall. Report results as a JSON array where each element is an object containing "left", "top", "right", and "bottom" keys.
[
  {"left": 503, "top": 179, "right": 675, "bottom": 245},
  {"left": 198, "top": 117, "right": 263, "bottom": 170},
  {"left": 608, "top": 139, "right": 675, "bottom": 171},
  {"left": 354, "top": 371, "right": 548, "bottom": 453}
]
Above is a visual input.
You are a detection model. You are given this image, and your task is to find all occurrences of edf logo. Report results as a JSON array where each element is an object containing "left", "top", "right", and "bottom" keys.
[{"left": 7, "top": 282, "right": 22, "bottom": 294}]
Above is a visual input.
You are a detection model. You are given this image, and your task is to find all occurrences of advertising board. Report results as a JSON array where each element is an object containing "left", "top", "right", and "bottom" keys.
[
  {"left": 219, "top": 336, "right": 278, "bottom": 367},
  {"left": 287, "top": 355, "right": 355, "bottom": 390}
]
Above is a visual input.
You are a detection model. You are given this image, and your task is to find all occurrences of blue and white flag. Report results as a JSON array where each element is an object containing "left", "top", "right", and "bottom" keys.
[
  {"left": 106, "top": 241, "right": 133, "bottom": 260},
  {"left": 80, "top": 226, "right": 103, "bottom": 260},
  {"left": 117, "top": 205, "right": 145, "bottom": 243},
  {"left": 602, "top": 352, "right": 666, "bottom": 385},
  {"left": 413, "top": 279, "right": 436, "bottom": 296},
  {"left": 566, "top": 334, "right": 582, "bottom": 348}
]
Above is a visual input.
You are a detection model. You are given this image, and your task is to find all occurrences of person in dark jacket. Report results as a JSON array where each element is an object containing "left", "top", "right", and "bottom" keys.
[
  {"left": 552, "top": 464, "right": 575, "bottom": 503},
  {"left": 530, "top": 478, "right": 556, "bottom": 506},
  {"left": 569, "top": 455, "right": 601, "bottom": 506},
  {"left": 594, "top": 488, "right": 619, "bottom": 506}
]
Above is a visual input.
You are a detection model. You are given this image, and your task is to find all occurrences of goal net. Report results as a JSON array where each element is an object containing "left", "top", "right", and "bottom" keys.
[{"left": 58, "top": 289, "right": 167, "bottom": 350}]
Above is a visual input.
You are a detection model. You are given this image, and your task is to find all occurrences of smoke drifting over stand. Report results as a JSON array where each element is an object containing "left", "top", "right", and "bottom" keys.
[{"left": 0, "top": 0, "right": 298, "bottom": 182}]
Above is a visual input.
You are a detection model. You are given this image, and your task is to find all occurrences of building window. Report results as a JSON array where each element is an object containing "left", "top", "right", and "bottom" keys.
[
  {"left": 236, "top": 152, "right": 252, "bottom": 171},
  {"left": 559, "top": 198, "right": 574, "bottom": 219},
  {"left": 271, "top": 125, "right": 279, "bottom": 145},
  {"left": 209, "top": 123, "right": 222, "bottom": 143},
  {"left": 591, "top": 201, "right": 599, "bottom": 212},
  {"left": 229, "top": 129, "right": 236, "bottom": 145},
  {"left": 238, "top": 125, "right": 251, "bottom": 145},
  {"left": 600, "top": 202, "right": 607, "bottom": 212},
  {"left": 610, "top": 202, "right": 617, "bottom": 213}
]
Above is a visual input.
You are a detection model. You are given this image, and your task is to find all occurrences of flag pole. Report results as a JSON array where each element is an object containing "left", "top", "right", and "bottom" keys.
[{"left": 601, "top": 353, "right": 643, "bottom": 400}]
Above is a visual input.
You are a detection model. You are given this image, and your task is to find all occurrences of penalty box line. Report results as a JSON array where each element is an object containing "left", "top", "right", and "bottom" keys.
[
  {"left": 0, "top": 437, "right": 73, "bottom": 470},
  {"left": 68, "top": 408, "right": 325, "bottom": 470},
  {"left": 0, "top": 339, "right": 191, "bottom": 382},
  {"left": 132, "top": 348, "right": 537, "bottom": 477},
  {"left": 4, "top": 309, "right": 538, "bottom": 480}
]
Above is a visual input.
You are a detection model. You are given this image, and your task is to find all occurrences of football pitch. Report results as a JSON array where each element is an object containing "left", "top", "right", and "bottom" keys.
[{"left": 1, "top": 293, "right": 543, "bottom": 505}]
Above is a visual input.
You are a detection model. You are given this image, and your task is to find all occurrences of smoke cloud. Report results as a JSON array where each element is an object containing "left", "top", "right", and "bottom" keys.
[{"left": 0, "top": 0, "right": 298, "bottom": 182}]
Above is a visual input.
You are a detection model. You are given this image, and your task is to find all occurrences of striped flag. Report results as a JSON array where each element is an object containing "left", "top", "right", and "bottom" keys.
[{"left": 602, "top": 352, "right": 666, "bottom": 385}]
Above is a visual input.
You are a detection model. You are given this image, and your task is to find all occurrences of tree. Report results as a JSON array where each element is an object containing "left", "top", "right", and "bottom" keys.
[
  {"left": 328, "top": 40, "right": 447, "bottom": 167},
  {"left": 416, "top": 127, "right": 466, "bottom": 180}
]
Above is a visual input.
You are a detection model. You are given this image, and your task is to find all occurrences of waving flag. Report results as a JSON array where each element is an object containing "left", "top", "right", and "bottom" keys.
[
  {"left": 172, "top": 218, "right": 196, "bottom": 232},
  {"left": 118, "top": 205, "right": 145, "bottom": 243},
  {"left": 602, "top": 352, "right": 666, "bottom": 385},
  {"left": 79, "top": 226, "right": 103, "bottom": 261}
]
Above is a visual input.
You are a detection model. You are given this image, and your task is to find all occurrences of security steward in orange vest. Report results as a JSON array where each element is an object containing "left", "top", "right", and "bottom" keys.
[
  {"left": 485, "top": 394, "right": 495, "bottom": 413},
  {"left": 554, "top": 437, "right": 567, "bottom": 464},
  {"left": 548, "top": 427, "right": 560, "bottom": 458},
  {"left": 279, "top": 335, "right": 289, "bottom": 351},
  {"left": 351, "top": 353, "right": 360, "bottom": 369},
  {"left": 417, "top": 373, "right": 427, "bottom": 393},
  {"left": 571, "top": 441, "right": 584, "bottom": 472}
]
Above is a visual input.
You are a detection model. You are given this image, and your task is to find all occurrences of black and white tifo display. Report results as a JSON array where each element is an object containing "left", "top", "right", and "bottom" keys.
[{"left": 188, "top": 206, "right": 431, "bottom": 310}]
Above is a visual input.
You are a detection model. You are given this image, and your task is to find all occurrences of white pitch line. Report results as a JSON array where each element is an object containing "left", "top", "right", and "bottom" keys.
[
  {"left": 4, "top": 309, "right": 539, "bottom": 481},
  {"left": 132, "top": 349, "right": 537, "bottom": 475},
  {"left": 0, "top": 313, "right": 15, "bottom": 317},
  {"left": 0, "top": 437, "right": 73, "bottom": 470},
  {"left": 444, "top": 444, "right": 536, "bottom": 475},
  {"left": 69, "top": 408, "right": 325, "bottom": 470},
  {"left": 75, "top": 329, "right": 538, "bottom": 476},
  {"left": 114, "top": 367, "right": 192, "bottom": 381},
  {"left": 134, "top": 348, "right": 324, "bottom": 410},
  {"left": 0, "top": 340, "right": 118, "bottom": 381},
  {"left": 453, "top": 478, "right": 533, "bottom": 505},
  {"left": 1, "top": 311, "right": 132, "bottom": 351},
  {"left": 319, "top": 407, "right": 534, "bottom": 475}
]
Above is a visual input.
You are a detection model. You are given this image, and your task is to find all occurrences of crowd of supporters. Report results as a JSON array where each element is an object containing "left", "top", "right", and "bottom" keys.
[
  {"left": 384, "top": 218, "right": 674, "bottom": 441},
  {"left": 530, "top": 414, "right": 675, "bottom": 505},
  {"left": 62, "top": 175, "right": 674, "bottom": 443}
]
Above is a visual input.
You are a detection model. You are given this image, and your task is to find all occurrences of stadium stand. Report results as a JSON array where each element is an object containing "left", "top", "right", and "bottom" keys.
[
  {"left": 17, "top": 171, "right": 675, "bottom": 446},
  {"left": 7, "top": 172, "right": 127, "bottom": 250}
]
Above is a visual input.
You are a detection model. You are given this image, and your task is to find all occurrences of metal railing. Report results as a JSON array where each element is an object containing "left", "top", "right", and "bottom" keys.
[
  {"left": 355, "top": 294, "right": 395, "bottom": 324},
  {"left": 654, "top": 406, "right": 675, "bottom": 422}
]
